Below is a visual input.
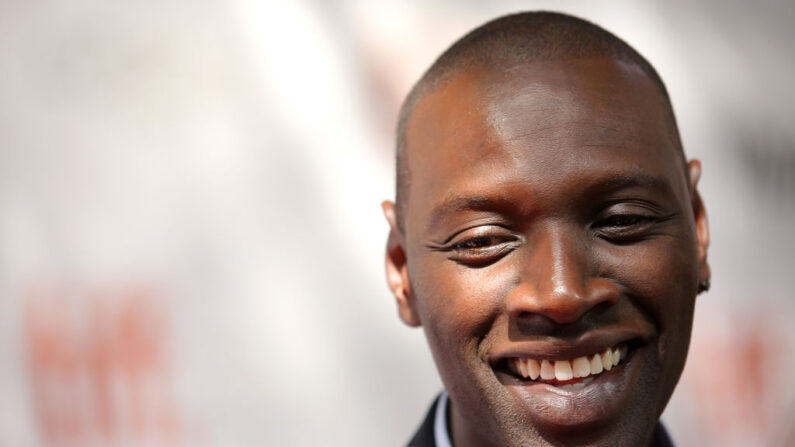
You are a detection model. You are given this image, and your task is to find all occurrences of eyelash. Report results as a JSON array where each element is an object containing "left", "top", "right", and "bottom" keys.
[
  {"left": 450, "top": 235, "right": 512, "bottom": 251},
  {"left": 596, "top": 214, "right": 655, "bottom": 228},
  {"left": 443, "top": 234, "right": 520, "bottom": 266},
  {"left": 592, "top": 213, "right": 660, "bottom": 239}
]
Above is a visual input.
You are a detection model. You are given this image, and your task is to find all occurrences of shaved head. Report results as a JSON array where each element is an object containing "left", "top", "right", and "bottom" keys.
[{"left": 395, "top": 11, "right": 683, "bottom": 229}]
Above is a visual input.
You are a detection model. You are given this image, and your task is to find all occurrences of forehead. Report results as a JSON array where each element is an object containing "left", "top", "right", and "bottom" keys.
[{"left": 403, "top": 58, "right": 686, "bottom": 231}]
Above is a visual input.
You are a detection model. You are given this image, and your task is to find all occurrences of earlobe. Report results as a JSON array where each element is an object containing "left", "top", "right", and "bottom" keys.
[
  {"left": 382, "top": 201, "right": 421, "bottom": 327},
  {"left": 688, "top": 160, "right": 711, "bottom": 290}
]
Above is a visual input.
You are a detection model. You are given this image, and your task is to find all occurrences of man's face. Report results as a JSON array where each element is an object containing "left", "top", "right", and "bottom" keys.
[{"left": 384, "top": 58, "right": 710, "bottom": 446}]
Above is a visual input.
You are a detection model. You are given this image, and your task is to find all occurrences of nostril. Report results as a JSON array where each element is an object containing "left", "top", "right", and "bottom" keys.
[
  {"left": 506, "top": 277, "right": 619, "bottom": 325},
  {"left": 591, "top": 299, "right": 615, "bottom": 315}
]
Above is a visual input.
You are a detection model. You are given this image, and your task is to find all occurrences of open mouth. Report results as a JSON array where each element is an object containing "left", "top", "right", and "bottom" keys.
[{"left": 495, "top": 343, "right": 632, "bottom": 391}]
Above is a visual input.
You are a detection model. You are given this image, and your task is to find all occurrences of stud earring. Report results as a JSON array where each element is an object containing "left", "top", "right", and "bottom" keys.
[{"left": 698, "top": 278, "right": 711, "bottom": 294}]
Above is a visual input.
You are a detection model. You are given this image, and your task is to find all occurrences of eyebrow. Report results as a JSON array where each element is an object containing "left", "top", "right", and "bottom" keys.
[
  {"left": 427, "top": 172, "right": 673, "bottom": 231},
  {"left": 427, "top": 194, "right": 524, "bottom": 233},
  {"left": 594, "top": 172, "right": 669, "bottom": 193}
]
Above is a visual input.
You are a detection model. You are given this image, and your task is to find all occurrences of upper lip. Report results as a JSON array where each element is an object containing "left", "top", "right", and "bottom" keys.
[{"left": 487, "top": 327, "right": 650, "bottom": 365}]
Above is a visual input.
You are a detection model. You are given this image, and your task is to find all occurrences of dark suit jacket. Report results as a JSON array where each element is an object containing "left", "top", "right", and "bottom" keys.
[
  {"left": 407, "top": 394, "right": 675, "bottom": 446},
  {"left": 407, "top": 396, "right": 440, "bottom": 447}
]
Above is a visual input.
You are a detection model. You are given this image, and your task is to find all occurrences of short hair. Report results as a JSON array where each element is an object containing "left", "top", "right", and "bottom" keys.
[{"left": 394, "top": 11, "right": 683, "bottom": 230}]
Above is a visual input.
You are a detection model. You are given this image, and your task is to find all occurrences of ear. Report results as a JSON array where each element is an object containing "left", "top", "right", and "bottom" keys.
[
  {"left": 688, "top": 160, "right": 711, "bottom": 288},
  {"left": 381, "top": 201, "right": 421, "bottom": 327}
]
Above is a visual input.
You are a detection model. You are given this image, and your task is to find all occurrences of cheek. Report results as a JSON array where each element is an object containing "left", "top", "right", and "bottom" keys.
[
  {"left": 411, "top": 256, "right": 516, "bottom": 357},
  {"left": 603, "top": 236, "right": 698, "bottom": 354}
]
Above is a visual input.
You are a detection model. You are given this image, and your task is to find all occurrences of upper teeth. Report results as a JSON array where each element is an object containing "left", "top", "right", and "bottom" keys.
[{"left": 510, "top": 344, "right": 628, "bottom": 382}]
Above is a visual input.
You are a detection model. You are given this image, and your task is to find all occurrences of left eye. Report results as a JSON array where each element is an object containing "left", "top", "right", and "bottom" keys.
[
  {"left": 596, "top": 214, "right": 654, "bottom": 228},
  {"left": 592, "top": 213, "right": 658, "bottom": 241}
]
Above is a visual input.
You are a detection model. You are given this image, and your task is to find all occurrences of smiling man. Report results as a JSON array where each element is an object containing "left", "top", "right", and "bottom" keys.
[{"left": 381, "top": 11, "right": 710, "bottom": 447}]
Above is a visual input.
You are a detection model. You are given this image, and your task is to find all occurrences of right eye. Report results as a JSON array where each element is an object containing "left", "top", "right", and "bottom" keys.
[
  {"left": 445, "top": 231, "right": 521, "bottom": 266},
  {"left": 450, "top": 235, "right": 507, "bottom": 250}
]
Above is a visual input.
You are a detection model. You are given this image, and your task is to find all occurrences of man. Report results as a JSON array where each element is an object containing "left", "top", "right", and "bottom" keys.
[{"left": 381, "top": 11, "right": 710, "bottom": 447}]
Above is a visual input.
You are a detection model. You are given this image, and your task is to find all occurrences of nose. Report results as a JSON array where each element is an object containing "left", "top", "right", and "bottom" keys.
[{"left": 507, "top": 225, "right": 619, "bottom": 324}]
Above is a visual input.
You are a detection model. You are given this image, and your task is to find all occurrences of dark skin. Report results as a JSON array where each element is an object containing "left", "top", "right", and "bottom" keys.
[{"left": 383, "top": 58, "right": 710, "bottom": 446}]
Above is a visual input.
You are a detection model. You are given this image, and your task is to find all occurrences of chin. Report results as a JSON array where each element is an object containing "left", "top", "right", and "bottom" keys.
[{"left": 449, "top": 338, "right": 677, "bottom": 447}]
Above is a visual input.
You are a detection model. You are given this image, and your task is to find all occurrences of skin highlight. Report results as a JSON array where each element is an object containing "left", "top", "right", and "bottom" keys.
[{"left": 383, "top": 57, "right": 709, "bottom": 446}]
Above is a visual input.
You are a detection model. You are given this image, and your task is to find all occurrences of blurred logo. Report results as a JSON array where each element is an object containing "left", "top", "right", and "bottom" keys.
[{"left": 24, "top": 284, "right": 180, "bottom": 446}]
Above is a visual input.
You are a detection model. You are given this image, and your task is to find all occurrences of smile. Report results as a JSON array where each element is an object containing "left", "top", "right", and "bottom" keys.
[{"left": 502, "top": 343, "right": 629, "bottom": 390}]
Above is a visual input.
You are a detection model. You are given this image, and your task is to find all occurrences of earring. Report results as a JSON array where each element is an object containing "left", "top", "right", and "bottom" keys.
[{"left": 698, "top": 278, "right": 711, "bottom": 294}]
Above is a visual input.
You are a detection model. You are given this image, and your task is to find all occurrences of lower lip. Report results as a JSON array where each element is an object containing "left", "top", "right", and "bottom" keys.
[{"left": 494, "top": 352, "right": 639, "bottom": 429}]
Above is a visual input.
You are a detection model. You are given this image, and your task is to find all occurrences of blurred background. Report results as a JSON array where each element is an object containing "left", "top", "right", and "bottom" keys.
[{"left": 1, "top": 1, "right": 793, "bottom": 446}]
